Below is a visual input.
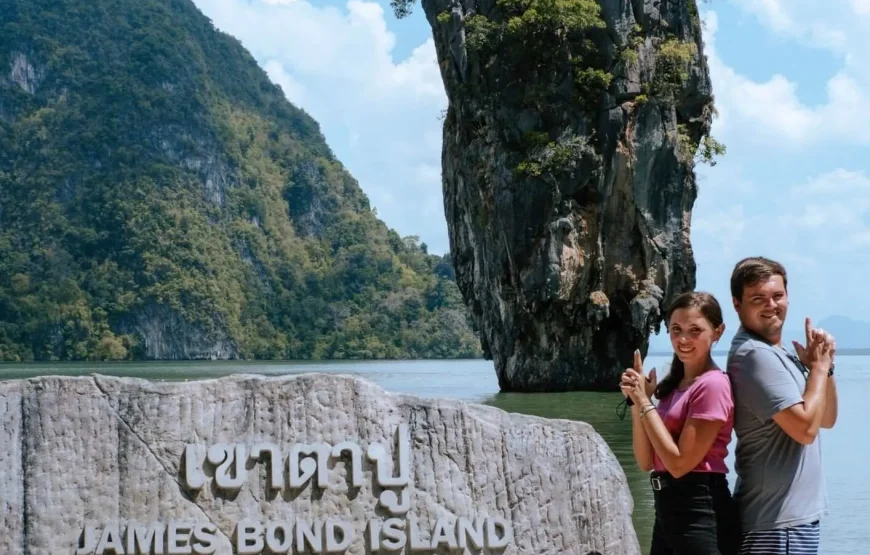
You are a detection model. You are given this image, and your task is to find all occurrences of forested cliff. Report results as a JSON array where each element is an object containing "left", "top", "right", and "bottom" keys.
[{"left": 0, "top": 0, "right": 481, "bottom": 361}]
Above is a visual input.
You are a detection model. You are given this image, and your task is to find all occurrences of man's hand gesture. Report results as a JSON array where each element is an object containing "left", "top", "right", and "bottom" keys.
[{"left": 792, "top": 317, "right": 834, "bottom": 375}]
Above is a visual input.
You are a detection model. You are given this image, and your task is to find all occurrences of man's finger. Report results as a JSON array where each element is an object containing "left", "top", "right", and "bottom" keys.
[
  {"left": 792, "top": 341, "right": 805, "bottom": 358},
  {"left": 805, "top": 317, "right": 813, "bottom": 342}
]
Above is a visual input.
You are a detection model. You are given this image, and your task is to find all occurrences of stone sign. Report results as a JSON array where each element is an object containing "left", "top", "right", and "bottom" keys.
[{"left": 0, "top": 373, "right": 640, "bottom": 554}]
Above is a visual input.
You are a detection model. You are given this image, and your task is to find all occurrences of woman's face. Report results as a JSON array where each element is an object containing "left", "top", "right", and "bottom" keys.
[{"left": 668, "top": 307, "right": 722, "bottom": 365}]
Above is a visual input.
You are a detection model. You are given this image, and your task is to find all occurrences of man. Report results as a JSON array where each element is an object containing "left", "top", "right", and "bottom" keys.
[{"left": 726, "top": 257, "right": 838, "bottom": 554}]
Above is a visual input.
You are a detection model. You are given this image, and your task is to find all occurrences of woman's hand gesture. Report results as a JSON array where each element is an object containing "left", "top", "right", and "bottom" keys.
[{"left": 620, "top": 349, "right": 656, "bottom": 406}]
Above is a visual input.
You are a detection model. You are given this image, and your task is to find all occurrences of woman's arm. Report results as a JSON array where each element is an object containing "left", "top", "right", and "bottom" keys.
[
  {"left": 639, "top": 410, "right": 723, "bottom": 478},
  {"left": 629, "top": 403, "right": 654, "bottom": 471},
  {"left": 624, "top": 368, "right": 731, "bottom": 478}
]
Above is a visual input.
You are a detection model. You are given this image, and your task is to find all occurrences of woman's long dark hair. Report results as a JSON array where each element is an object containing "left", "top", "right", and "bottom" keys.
[{"left": 654, "top": 291, "right": 724, "bottom": 400}]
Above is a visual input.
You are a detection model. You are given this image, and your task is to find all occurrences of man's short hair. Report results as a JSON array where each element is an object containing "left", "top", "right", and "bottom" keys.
[{"left": 730, "top": 257, "right": 788, "bottom": 301}]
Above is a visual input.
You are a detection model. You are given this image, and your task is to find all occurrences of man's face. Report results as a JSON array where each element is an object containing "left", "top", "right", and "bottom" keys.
[{"left": 733, "top": 275, "right": 789, "bottom": 342}]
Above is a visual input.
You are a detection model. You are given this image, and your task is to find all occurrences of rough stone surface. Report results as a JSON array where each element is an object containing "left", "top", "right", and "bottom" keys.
[
  {"left": 417, "top": 0, "right": 714, "bottom": 390},
  {"left": 0, "top": 373, "right": 639, "bottom": 554}
]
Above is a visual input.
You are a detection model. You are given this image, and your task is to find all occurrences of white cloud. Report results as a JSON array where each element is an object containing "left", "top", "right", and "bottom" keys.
[
  {"left": 193, "top": 0, "right": 450, "bottom": 251},
  {"left": 702, "top": 5, "right": 870, "bottom": 146},
  {"left": 693, "top": 204, "right": 747, "bottom": 258},
  {"left": 262, "top": 60, "right": 305, "bottom": 105},
  {"left": 731, "top": 0, "right": 795, "bottom": 34},
  {"left": 730, "top": 0, "right": 848, "bottom": 54},
  {"left": 793, "top": 168, "right": 870, "bottom": 195},
  {"left": 706, "top": 169, "right": 869, "bottom": 254},
  {"left": 781, "top": 170, "right": 870, "bottom": 250},
  {"left": 853, "top": 0, "right": 870, "bottom": 16},
  {"left": 414, "top": 163, "right": 440, "bottom": 185}
]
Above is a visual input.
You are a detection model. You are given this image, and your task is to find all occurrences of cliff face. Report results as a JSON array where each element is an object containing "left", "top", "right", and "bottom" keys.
[
  {"left": 0, "top": 0, "right": 481, "bottom": 362},
  {"left": 403, "top": 0, "right": 716, "bottom": 390}
]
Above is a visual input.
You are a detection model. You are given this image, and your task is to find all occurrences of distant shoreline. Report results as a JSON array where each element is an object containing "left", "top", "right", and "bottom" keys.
[{"left": 2, "top": 349, "right": 869, "bottom": 366}]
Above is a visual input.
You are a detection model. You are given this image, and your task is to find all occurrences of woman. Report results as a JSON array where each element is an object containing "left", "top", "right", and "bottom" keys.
[{"left": 621, "top": 291, "right": 740, "bottom": 555}]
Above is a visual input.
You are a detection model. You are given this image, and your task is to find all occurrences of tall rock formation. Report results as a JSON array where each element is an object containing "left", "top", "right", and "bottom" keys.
[{"left": 396, "top": 0, "right": 719, "bottom": 391}]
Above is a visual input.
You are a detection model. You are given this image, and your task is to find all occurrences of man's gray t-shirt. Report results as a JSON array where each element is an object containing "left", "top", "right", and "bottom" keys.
[{"left": 727, "top": 326, "right": 829, "bottom": 531}]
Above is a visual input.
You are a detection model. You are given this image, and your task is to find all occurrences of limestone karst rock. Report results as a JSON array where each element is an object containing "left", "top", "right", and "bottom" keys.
[
  {"left": 397, "top": 0, "right": 717, "bottom": 390},
  {"left": 0, "top": 373, "right": 640, "bottom": 554},
  {"left": 0, "top": 0, "right": 480, "bottom": 362}
]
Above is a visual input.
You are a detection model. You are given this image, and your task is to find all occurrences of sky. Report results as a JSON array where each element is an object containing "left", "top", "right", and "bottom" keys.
[{"left": 190, "top": 0, "right": 870, "bottom": 344}]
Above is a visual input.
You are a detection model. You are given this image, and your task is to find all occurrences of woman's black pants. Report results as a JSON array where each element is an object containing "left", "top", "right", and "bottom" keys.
[{"left": 649, "top": 471, "right": 740, "bottom": 555}]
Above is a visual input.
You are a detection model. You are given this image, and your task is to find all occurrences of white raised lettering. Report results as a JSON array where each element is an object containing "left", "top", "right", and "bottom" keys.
[
  {"left": 367, "top": 424, "right": 410, "bottom": 487},
  {"left": 368, "top": 520, "right": 381, "bottom": 550},
  {"left": 380, "top": 518, "right": 406, "bottom": 551},
  {"left": 486, "top": 516, "right": 512, "bottom": 549},
  {"left": 191, "top": 523, "right": 217, "bottom": 555},
  {"left": 289, "top": 444, "right": 323, "bottom": 488},
  {"left": 265, "top": 521, "right": 292, "bottom": 553},
  {"left": 167, "top": 521, "right": 193, "bottom": 555},
  {"left": 295, "top": 519, "right": 323, "bottom": 553},
  {"left": 331, "top": 442, "right": 364, "bottom": 488},
  {"left": 430, "top": 517, "right": 457, "bottom": 549},
  {"left": 249, "top": 442, "right": 284, "bottom": 490},
  {"left": 95, "top": 523, "right": 124, "bottom": 555},
  {"left": 407, "top": 515, "right": 429, "bottom": 552},
  {"left": 126, "top": 522, "right": 165, "bottom": 555},
  {"left": 325, "top": 520, "right": 353, "bottom": 551},
  {"left": 208, "top": 444, "right": 246, "bottom": 491},
  {"left": 183, "top": 445, "right": 206, "bottom": 490},
  {"left": 77, "top": 524, "right": 99, "bottom": 555},
  {"left": 456, "top": 517, "right": 484, "bottom": 550},
  {"left": 377, "top": 489, "right": 410, "bottom": 516},
  {"left": 236, "top": 519, "right": 264, "bottom": 555}
]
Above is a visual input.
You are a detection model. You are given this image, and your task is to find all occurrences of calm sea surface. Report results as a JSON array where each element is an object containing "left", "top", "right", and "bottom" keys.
[{"left": 1, "top": 355, "right": 866, "bottom": 554}]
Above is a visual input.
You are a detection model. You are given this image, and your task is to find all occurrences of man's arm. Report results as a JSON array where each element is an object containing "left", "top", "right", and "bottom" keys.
[
  {"left": 737, "top": 346, "right": 827, "bottom": 445},
  {"left": 776, "top": 324, "right": 835, "bottom": 440},
  {"left": 821, "top": 376, "right": 838, "bottom": 429},
  {"left": 771, "top": 364, "right": 828, "bottom": 444}
]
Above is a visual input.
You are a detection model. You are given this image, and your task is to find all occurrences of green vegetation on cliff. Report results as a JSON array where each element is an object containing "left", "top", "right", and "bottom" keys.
[
  {"left": 0, "top": 0, "right": 481, "bottom": 361},
  {"left": 399, "top": 0, "right": 725, "bottom": 173}
]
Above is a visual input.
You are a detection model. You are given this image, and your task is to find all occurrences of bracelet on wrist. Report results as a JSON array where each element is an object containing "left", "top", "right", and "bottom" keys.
[{"left": 639, "top": 404, "right": 656, "bottom": 418}]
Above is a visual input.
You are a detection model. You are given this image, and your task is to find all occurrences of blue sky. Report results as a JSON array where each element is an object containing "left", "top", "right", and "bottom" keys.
[{"left": 191, "top": 0, "right": 870, "bottom": 343}]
